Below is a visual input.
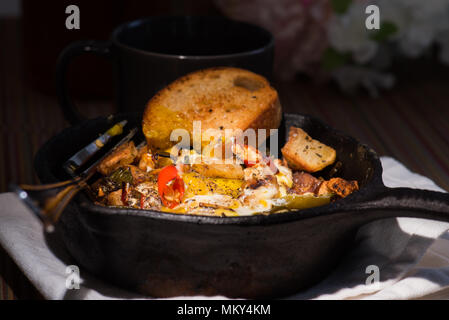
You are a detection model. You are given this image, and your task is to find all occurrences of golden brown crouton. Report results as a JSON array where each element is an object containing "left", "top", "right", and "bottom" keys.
[{"left": 281, "top": 127, "right": 336, "bottom": 172}]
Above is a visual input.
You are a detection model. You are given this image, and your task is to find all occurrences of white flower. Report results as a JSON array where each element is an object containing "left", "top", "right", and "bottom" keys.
[
  {"left": 328, "top": 2, "right": 379, "bottom": 64},
  {"left": 328, "top": 0, "right": 449, "bottom": 94},
  {"left": 329, "top": 0, "right": 449, "bottom": 61},
  {"left": 378, "top": 0, "right": 449, "bottom": 57}
]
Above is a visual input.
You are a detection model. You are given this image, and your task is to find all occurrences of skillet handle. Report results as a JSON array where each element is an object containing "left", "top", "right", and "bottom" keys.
[{"left": 352, "top": 187, "right": 449, "bottom": 223}]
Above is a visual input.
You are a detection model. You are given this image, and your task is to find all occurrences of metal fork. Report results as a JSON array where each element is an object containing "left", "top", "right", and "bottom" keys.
[{"left": 10, "top": 128, "right": 138, "bottom": 232}]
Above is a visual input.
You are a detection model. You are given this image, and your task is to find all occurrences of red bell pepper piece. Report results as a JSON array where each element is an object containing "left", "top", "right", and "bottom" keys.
[{"left": 157, "top": 165, "right": 185, "bottom": 208}]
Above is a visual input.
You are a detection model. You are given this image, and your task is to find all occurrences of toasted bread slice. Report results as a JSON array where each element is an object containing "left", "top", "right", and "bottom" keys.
[
  {"left": 281, "top": 127, "right": 336, "bottom": 172},
  {"left": 142, "top": 67, "right": 281, "bottom": 151}
]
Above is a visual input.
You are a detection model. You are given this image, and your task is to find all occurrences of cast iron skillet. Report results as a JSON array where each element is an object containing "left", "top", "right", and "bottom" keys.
[{"left": 34, "top": 113, "right": 449, "bottom": 299}]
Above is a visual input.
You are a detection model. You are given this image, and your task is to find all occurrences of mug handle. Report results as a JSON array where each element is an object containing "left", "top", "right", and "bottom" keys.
[{"left": 56, "top": 40, "right": 112, "bottom": 125}]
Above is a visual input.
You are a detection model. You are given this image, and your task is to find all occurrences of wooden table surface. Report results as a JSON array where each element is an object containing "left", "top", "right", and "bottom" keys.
[{"left": 1, "top": 18, "right": 448, "bottom": 299}]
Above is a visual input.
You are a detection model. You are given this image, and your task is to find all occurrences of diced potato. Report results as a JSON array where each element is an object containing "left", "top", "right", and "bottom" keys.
[{"left": 281, "top": 127, "right": 336, "bottom": 172}]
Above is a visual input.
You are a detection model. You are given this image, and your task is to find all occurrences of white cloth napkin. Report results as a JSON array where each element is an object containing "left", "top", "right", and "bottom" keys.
[{"left": 0, "top": 156, "right": 448, "bottom": 300}]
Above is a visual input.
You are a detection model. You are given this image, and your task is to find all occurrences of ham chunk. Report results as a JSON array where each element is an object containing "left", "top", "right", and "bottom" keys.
[
  {"left": 324, "top": 178, "right": 359, "bottom": 198},
  {"left": 290, "top": 172, "right": 359, "bottom": 198},
  {"left": 290, "top": 172, "right": 322, "bottom": 195},
  {"left": 98, "top": 141, "right": 138, "bottom": 175}
]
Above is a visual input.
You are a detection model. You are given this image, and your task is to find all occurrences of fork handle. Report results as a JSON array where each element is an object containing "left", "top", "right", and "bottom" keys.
[{"left": 10, "top": 177, "right": 89, "bottom": 232}]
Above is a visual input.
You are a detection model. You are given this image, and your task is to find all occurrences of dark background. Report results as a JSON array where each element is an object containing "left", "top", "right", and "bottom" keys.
[{"left": 0, "top": 0, "right": 448, "bottom": 299}]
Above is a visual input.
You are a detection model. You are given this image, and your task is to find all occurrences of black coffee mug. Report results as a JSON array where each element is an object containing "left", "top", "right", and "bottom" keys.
[{"left": 56, "top": 16, "right": 274, "bottom": 125}]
